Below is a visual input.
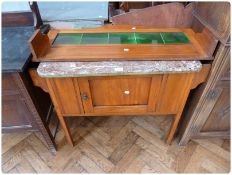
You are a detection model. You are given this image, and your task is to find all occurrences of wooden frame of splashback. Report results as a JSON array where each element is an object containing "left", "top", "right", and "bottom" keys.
[{"left": 28, "top": 24, "right": 215, "bottom": 61}]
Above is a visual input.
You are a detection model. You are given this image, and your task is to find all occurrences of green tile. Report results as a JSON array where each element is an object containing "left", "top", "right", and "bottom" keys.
[
  {"left": 81, "top": 33, "right": 108, "bottom": 44},
  {"left": 53, "top": 32, "right": 190, "bottom": 45},
  {"left": 53, "top": 33, "right": 82, "bottom": 45},
  {"left": 135, "top": 33, "right": 164, "bottom": 44},
  {"left": 109, "top": 33, "right": 136, "bottom": 44},
  {"left": 161, "top": 32, "right": 190, "bottom": 44}
]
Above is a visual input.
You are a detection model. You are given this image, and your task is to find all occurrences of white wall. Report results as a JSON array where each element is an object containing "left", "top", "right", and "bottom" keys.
[{"left": 2, "top": 1, "right": 31, "bottom": 12}]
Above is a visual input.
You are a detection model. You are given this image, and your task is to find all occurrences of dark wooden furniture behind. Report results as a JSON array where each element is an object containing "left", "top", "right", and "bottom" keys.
[
  {"left": 179, "top": 2, "right": 230, "bottom": 145},
  {"left": 110, "top": 1, "right": 230, "bottom": 145},
  {"left": 2, "top": 73, "right": 37, "bottom": 132},
  {"left": 2, "top": 72, "right": 56, "bottom": 153},
  {"left": 2, "top": 12, "right": 56, "bottom": 152},
  {"left": 111, "top": 3, "right": 194, "bottom": 28}
]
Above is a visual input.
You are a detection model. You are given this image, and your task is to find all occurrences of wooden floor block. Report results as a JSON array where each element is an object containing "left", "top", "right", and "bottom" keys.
[{"left": 2, "top": 116, "right": 230, "bottom": 173}]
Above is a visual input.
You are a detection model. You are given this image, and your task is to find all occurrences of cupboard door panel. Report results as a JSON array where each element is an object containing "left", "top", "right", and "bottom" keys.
[
  {"left": 77, "top": 74, "right": 193, "bottom": 114},
  {"left": 48, "top": 78, "right": 83, "bottom": 115},
  {"left": 89, "top": 77, "right": 151, "bottom": 106},
  {"left": 78, "top": 75, "right": 163, "bottom": 114}
]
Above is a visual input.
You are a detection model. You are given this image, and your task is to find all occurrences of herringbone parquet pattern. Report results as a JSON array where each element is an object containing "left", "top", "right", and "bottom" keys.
[{"left": 2, "top": 116, "right": 230, "bottom": 173}]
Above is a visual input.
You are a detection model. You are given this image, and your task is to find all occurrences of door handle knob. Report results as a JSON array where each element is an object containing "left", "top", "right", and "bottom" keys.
[{"left": 124, "top": 90, "right": 130, "bottom": 95}]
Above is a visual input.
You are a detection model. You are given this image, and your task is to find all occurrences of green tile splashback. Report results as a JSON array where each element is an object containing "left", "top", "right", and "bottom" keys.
[
  {"left": 161, "top": 32, "right": 190, "bottom": 44},
  {"left": 109, "top": 33, "right": 136, "bottom": 44},
  {"left": 54, "top": 33, "right": 82, "bottom": 45},
  {"left": 81, "top": 33, "right": 108, "bottom": 44},
  {"left": 53, "top": 32, "right": 190, "bottom": 45},
  {"left": 135, "top": 33, "right": 164, "bottom": 44}
]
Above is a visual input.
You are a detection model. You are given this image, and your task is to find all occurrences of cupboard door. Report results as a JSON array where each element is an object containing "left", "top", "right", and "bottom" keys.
[
  {"left": 78, "top": 75, "right": 162, "bottom": 114},
  {"left": 47, "top": 78, "right": 83, "bottom": 115},
  {"left": 90, "top": 77, "right": 151, "bottom": 106}
]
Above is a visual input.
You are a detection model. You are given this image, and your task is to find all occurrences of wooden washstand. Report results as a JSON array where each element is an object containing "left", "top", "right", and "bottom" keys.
[{"left": 28, "top": 25, "right": 212, "bottom": 146}]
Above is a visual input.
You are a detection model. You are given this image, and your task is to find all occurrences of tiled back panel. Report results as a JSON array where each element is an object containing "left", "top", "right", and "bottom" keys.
[{"left": 53, "top": 32, "right": 190, "bottom": 45}]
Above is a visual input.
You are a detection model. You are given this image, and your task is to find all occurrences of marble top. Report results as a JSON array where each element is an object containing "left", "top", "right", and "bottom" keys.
[
  {"left": 2, "top": 26, "right": 34, "bottom": 72},
  {"left": 37, "top": 61, "right": 202, "bottom": 78}
]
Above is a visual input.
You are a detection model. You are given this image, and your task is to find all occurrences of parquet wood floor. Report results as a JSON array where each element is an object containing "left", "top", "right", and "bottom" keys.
[{"left": 2, "top": 116, "right": 230, "bottom": 173}]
